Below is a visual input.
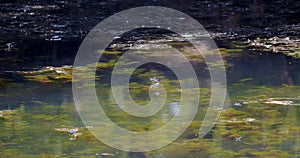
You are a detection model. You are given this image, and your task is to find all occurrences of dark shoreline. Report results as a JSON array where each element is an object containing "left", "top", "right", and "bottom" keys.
[{"left": 0, "top": 0, "right": 299, "bottom": 71}]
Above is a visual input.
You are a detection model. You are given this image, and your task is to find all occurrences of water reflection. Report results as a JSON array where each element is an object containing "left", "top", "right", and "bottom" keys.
[{"left": 169, "top": 102, "right": 181, "bottom": 117}]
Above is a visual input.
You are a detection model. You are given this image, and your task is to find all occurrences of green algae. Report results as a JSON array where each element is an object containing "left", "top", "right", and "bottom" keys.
[
  {"left": 0, "top": 77, "right": 300, "bottom": 157},
  {"left": 18, "top": 66, "right": 73, "bottom": 83},
  {"left": 0, "top": 110, "right": 17, "bottom": 120}
]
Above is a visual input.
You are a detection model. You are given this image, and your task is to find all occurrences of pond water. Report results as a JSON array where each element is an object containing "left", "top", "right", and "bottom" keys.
[{"left": 0, "top": 39, "right": 300, "bottom": 158}]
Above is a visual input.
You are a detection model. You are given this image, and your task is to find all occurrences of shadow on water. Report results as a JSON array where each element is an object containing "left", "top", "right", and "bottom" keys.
[
  {"left": 227, "top": 52, "right": 300, "bottom": 86},
  {"left": 0, "top": 38, "right": 81, "bottom": 71}
]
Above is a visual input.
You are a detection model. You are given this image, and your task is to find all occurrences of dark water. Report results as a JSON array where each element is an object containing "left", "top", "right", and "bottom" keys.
[{"left": 227, "top": 52, "right": 300, "bottom": 86}]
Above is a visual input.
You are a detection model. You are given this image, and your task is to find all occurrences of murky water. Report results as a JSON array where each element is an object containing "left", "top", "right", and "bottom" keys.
[{"left": 1, "top": 41, "right": 300, "bottom": 157}]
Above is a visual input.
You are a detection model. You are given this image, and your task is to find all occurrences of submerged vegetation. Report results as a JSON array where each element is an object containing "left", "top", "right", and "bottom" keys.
[
  {"left": 1, "top": 80, "right": 300, "bottom": 157},
  {"left": 0, "top": 34, "right": 299, "bottom": 156},
  {"left": 0, "top": 29, "right": 299, "bottom": 156},
  {"left": 1, "top": 56, "right": 300, "bottom": 157},
  {"left": 17, "top": 66, "right": 73, "bottom": 83}
]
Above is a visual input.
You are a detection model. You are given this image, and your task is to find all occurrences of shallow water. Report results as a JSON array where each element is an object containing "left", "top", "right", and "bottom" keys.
[{"left": 1, "top": 43, "right": 300, "bottom": 158}]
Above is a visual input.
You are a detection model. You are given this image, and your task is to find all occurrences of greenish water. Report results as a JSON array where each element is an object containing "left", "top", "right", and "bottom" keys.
[{"left": 1, "top": 48, "right": 300, "bottom": 157}]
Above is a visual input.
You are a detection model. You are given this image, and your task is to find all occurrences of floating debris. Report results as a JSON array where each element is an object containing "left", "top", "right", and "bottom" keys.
[
  {"left": 233, "top": 102, "right": 242, "bottom": 107},
  {"left": 55, "top": 70, "right": 64, "bottom": 74},
  {"left": 242, "top": 100, "right": 258, "bottom": 104},
  {"left": 182, "top": 34, "right": 193, "bottom": 38},
  {"left": 69, "top": 137, "right": 76, "bottom": 141},
  {"left": 234, "top": 137, "right": 242, "bottom": 141},
  {"left": 54, "top": 127, "right": 81, "bottom": 141},
  {"left": 51, "top": 24, "right": 66, "bottom": 28},
  {"left": 5, "top": 42, "right": 16, "bottom": 52},
  {"left": 248, "top": 36, "right": 300, "bottom": 57},
  {"left": 245, "top": 118, "right": 256, "bottom": 123},
  {"left": 69, "top": 131, "right": 80, "bottom": 141},
  {"left": 150, "top": 77, "right": 160, "bottom": 89},
  {"left": 150, "top": 77, "right": 159, "bottom": 83},
  {"left": 68, "top": 128, "right": 78, "bottom": 134},
  {"left": 54, "top": 127, "right": 78, "bottom": 133},
  {"left": 49, "top": 35, "right": 62, "bottom": 41},
  {"left": 101, "top": 153, "right": 115, "bottom": 157},
  {"left": 265, "top": 99, "right": 293, "bottom": 105}
]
